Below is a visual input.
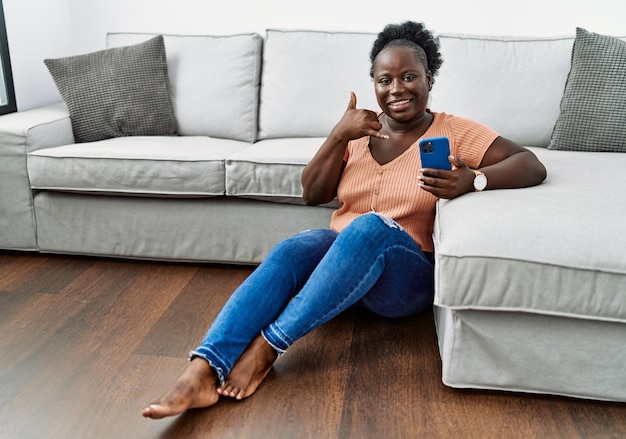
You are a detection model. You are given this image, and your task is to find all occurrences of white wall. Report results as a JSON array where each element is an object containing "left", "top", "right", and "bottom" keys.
[
  {"left": 4, "top": 0, "right": 625, "bottom": 110},
  {"left": 3, "top": 0, "right": 73, "bottom": 110}
]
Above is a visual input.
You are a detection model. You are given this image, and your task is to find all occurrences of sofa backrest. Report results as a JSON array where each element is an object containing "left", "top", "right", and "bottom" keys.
[
  {"left": 257, "top": 30, "right": 577, "bottom": 147},
  {"left": 431, "top": 34, "right": 575, "bottom": 147},
  {"left": 107, "top": 32, "right": 263, "bottom": 143},
  {"left": 258, "top": 29, "right": 378, "bottom": 140},
  {"left": 106, "top": 30, "right": 586, "bottom": 148}
]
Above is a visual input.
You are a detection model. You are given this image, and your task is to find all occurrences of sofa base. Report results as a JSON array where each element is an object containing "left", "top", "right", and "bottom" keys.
[
  {"left": 33, "top": 192, "right": 333, "bottom": 264},
  {"left": 434, "top": 306, "right": 626, "bottom": 402}
]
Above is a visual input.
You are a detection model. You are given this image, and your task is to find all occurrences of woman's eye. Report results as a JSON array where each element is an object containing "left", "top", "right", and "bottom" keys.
[{"left": 404, "top": 75, "right": 416, "bottom": 81}]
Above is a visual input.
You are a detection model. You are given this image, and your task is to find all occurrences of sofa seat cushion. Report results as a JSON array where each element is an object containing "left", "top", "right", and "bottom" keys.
[
  {"left": 27, "top": 136, "right": 250, "bottom": 196},
  {"left": 433, "top": 147, "right": 626, "bottom": 323},
  {"left": 226, "top": 138, "right": 337, "bottom": 206}
]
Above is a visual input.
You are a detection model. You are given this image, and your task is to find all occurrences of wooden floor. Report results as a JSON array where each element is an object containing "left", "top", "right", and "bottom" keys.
[{"left": 1, "top": 252, "right": 626, "bottom": 439}]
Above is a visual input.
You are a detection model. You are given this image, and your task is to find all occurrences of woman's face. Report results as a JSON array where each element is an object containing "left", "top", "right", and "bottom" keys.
[{"left": 372, "top": 46, "right": 432, "bottom": 124}]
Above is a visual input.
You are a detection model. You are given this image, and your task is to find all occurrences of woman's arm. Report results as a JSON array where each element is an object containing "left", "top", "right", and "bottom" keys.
[
  {"left": 302, "top": 92, "right": 388, "bottom": 205},
  {"left": 476, "top": 136, "right": 547, "bottom": 189},
  {"left": 418, "top": 136, "right": 547, "bottom": 199},
  {"left": 301, "top": 131, "right": 350, "bottom": 206}
]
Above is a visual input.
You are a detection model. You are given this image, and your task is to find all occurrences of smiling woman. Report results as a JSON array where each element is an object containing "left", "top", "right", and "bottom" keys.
[
  {"left": 0, "top": 0, "right": 15, "bottom": 115},
  {"left": 140, "top": 21, "right": 546, "bottom": 421}
]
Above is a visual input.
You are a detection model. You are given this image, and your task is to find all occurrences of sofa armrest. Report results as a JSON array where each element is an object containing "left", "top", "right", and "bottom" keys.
[
  {"left": 0, "top": 103, "right": 73, "bottom": 250},
  {"left": 0, "top": 102, "right": 74, "bottom": 152}
]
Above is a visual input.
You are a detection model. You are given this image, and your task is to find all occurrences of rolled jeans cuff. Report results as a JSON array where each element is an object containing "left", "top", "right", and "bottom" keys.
[
  {"left": 189, "top": 347, "right": 227, "bottom": 385},
  {"left": 261, "top": 324, "right": 290, "bottom": 356}
]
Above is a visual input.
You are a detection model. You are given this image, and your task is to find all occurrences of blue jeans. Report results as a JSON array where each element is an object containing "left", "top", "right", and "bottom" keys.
[{"left": 190, "top": 212, "right": 434, "bottom": 383}]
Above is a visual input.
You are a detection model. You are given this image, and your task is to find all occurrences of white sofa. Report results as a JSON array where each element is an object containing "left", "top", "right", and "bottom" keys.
[{"left": 1, "top": 28, "right": 625, "bottom": 402}]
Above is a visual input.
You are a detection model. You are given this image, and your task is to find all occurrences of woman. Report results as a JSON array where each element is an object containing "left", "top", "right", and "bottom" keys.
[{"left": 142, "top": 21, "right": 546, "bottom": 419}]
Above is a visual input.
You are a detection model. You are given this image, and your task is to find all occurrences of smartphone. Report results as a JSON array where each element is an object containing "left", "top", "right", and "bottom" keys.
[{"left": 419, "top": 136, "right": 451, "bottom": 170}]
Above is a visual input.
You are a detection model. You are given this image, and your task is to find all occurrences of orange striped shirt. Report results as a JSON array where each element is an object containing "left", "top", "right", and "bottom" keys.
[{"left": 329, "top": 111, "right": 499, "bottom": 252}]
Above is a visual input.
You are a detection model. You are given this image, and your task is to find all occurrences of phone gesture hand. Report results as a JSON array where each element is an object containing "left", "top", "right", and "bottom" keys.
[{"left": 336, "top": 92, "right": 388, "bottom": 141}]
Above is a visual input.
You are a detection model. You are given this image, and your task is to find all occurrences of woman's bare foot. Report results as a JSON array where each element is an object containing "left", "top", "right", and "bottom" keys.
[
  {"left": 142, "top": 357, "right": 220, "bottom": 419},
  {"left": 217, "top": 335, "right": 278, "bottom": 400}
]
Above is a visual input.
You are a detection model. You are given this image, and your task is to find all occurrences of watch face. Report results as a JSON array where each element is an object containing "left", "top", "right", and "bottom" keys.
[{"left": 474, "top": 174, "right": 487, "bottom": 191}]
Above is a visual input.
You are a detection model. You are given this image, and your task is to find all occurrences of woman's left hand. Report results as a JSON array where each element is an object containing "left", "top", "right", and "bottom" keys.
[{"left": 418, "top": 155, "right": 475, "bottom": 199}]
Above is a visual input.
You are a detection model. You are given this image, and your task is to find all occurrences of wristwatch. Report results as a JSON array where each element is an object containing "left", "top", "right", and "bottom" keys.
[{"left": 473, "top": 170, "right": 487, "bottom": 191}]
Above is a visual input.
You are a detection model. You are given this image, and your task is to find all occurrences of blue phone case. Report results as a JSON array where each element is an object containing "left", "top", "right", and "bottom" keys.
[{"left": 419, "top": 136, "right": 451, "bottom": 170}]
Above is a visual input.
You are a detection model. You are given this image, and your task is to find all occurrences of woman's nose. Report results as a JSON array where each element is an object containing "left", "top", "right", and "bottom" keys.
[{"left": 390, "top": 78, "right": 404, "bottom": 94}]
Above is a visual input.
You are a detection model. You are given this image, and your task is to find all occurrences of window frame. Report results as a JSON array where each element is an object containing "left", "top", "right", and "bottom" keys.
[{"left": 0, "top": 0, "right": 16, "bottom": 115}]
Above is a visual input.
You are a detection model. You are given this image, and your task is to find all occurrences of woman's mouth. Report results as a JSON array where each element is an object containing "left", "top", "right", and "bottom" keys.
[{"left": 387, "top": 99, "right": 412, "bottom": 110}]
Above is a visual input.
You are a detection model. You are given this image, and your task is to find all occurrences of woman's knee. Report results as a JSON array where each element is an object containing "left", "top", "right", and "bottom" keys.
[
  {"left": 351, "top": 212, "right": 404, "bottom": 235},
  {"left": 340, "top": 213, "right": 408, "bottom": 250}
]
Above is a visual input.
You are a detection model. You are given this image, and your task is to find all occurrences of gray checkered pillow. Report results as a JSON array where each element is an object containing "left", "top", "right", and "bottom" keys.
[
  {"left": 549, "top": 28, "right": 626, "bottom": 152},
  {"left": 44, "top": 35, "right": 177, "bottom": 143}
]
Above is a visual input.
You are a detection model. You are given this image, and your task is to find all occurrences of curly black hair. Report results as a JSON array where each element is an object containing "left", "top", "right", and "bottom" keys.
[{"left": 369, "top": 21, "right": 443, "bottom": 82}]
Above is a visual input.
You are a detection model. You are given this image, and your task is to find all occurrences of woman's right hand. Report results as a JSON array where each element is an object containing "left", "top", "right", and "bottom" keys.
[
  {"left": 331, "top": 92, "right": 389, "bottom": 142},
  {"left": 302, "top": 92, "right": 387, "bottom": 205}
]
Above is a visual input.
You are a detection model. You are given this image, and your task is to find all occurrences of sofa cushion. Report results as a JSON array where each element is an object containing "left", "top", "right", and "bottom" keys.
[
  {"left": 549, "top": 28, "right": 626, "bottom": 152},
  {"left": 258, "top": 30, "right": 378, "bottom": 140},
  {"left": 107, "top": 32, "right": 263, "bottom": 142},
  {"left": 44, "top": 35, "right": 177, "bottom": 143},
  {"left": 259, "top": 30, "right": 578, "bottom": 147},
  {"left": 430, "top": 34, "right": 575, "bottom": 147},
  {"left": 433, "top": 147, "right": 626, "bottom": 323},
  {"left": 225, "top": 138, "right": 339, "bottom": 206},
  {"left": 27, "top": 137, "right": 250, "bottom": 196}
]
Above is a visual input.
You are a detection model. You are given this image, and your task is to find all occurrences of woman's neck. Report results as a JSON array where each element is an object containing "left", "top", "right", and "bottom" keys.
[{"left": 383, "top": 110, "right": 433, "bottom": 136}]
